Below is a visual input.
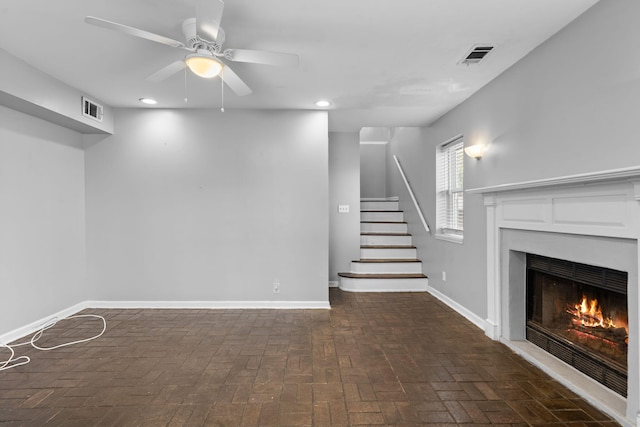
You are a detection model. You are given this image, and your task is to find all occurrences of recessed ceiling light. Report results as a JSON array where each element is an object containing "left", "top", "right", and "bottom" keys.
[
  {"left": 315, "top": 100, "right": 331, "bottom": 108},
  {"left": 139, "top": 98, "right": 157, "bottom": 105}
]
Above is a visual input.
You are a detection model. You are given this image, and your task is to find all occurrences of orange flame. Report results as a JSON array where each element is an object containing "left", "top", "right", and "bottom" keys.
[{"left": 567, "top": 295, "right": 625, "bottom": 330}]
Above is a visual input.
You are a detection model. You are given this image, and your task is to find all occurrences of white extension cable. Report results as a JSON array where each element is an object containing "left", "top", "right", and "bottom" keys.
[{"left": 0, "top": 314, "right": 107, "bottom": 372}]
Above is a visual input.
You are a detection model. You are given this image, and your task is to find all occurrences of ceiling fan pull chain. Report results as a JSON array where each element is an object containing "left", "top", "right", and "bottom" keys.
[
  {"left": 184, "top": 65, "right": 188, "bottom": 104},
  {"left": 221, "top": 68, "right": 225, "bottom": 113}
]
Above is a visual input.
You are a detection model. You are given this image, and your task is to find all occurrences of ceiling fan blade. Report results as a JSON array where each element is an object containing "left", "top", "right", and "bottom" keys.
[
  {"left": 221, "top": 65, "right": 252, "bottom": 97},
  {"left": 147, "top": 60, "right": 185, "bottom": 83},
  {"left": 196, "top": 0, "right": 224, "bottom": 41},
  {"left": 85, "top": 16, "right": 186, "bottom": 49},
  {"left": 225, "top": 49, "right": 299, "bottom": 68}
]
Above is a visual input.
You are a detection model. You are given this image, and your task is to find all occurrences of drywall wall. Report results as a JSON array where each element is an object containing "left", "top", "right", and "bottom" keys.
[
  {"left": 0, "top": 49, "right": 113, "bottom": 135},
  {"left": 386, "top": 127, "right": 487, "bottom": 317},
  {"left": 386, "top": 0, "right": 639, "bottom": 320},
  {"left": 360, "top": 143, "right": 387, "bottom": 198},
  {"left": 0, "top": 106, "right": 86, "bottom": 336},
  {"left": 432, "top": 0, "right": 640, "bottom": 188},
  {"left": 85, "top": 108, "right": 329, "bottom": 304},
  {"left": 329, "top": 132, "right": 361, "bottom": 283}
]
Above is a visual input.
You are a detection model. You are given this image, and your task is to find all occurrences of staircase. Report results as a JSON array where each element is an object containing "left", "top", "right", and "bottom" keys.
[{"left": 338, "top": 197, "right": 429, "bottom": 292}]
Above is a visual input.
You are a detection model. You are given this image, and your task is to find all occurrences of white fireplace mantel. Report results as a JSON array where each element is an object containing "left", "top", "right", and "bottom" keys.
[
  {"left": 467, "top": 165, "right": 640, "bottom": 199},
  {"left": 468, "top": 166, "right": 640, "bottom": 427}
]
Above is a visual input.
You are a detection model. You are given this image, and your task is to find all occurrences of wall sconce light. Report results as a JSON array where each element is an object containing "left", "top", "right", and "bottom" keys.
[{"left": 464, "top": 144, "right": 487, "bottom": 159}]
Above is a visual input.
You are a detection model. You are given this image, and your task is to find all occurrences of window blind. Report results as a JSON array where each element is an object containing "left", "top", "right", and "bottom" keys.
[{"left": 437, "top": 137, "right": 464, "bottom": 235}]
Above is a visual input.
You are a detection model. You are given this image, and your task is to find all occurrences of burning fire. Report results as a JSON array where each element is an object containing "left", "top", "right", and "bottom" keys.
[
  {"left": 564, "top": 294, "right": 628, "bottom": 364},
  {"left": 566, "top": 295, "right": 627, "bottom": 334}
]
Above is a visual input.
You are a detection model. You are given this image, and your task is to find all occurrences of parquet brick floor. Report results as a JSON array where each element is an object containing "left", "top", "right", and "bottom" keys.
[{"left": 0, "top": 289, "right": 620, "bottom": 426}]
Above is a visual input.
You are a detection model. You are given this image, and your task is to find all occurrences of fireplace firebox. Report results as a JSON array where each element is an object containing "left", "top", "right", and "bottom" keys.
[{"left": 526, "top": 254, "right": 628, "bottom": 397}]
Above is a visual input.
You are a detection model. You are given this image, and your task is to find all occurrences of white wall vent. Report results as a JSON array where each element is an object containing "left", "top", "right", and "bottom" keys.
[
  {"left": 458, "top": 45, "right": 494, "bottom": 66},
  {"left": 82, "top": 96, "right": 103, "bottom": 122}
]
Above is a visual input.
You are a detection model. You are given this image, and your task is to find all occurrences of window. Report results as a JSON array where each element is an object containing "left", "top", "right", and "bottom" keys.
[{"left": 436, "top": 136, "right": 464, "bottom": 243}]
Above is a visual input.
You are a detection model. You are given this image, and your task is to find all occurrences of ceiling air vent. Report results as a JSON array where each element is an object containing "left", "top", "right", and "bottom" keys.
[
  {"left": 459, "top": 45, "right": 494, "bottom": 66},
  {"left": 82, "top": 96, "right": 103, "bottom": 122}
]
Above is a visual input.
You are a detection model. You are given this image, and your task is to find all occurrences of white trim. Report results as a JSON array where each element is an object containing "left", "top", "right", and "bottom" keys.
[
  {"left": 328, "top": 281, "right": 339, "bottom": 288},
  {"left": 339, "top": 277, "right": 428, "bottom": 293},
  {"left": 86, "top": 300, "right": 331, "bottom": 309},
  {"left": 1, "top": 300, "right": 332, "bottom": 342},
  {"left": 339, "top": 285, "right": 428, "bottom": 293},
  {"left": 360, "top": 197, "right": 399, "bottom": 201},
  {"left": 359, "top": 140, "right": 388, "bottom": 145},
  {"left": 0, "top": 301, "right": 88, "bottom": 344},
  {"left": 393, "top": 155, "right": 430, "bottom": 233},
  {"left": 439, "top": 133, "right": 464, "bottom": 149},
  {"left": 467, "top": 165, "right": 640, "bottom": 195},
  {"left": 434, "top": 233, "right": 463, "bottom": 244},
  {"left": 479, "top": 174, "right": 640, "bottom": 424},
  {"left": 426, "top": 285, "right": 486, "bottom": 331}
]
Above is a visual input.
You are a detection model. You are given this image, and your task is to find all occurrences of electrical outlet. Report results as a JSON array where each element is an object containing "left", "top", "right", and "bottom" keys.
[
  {"left": 273, "top": 279, "right": 280, "bottom": 293},
  {"left": 442, "top": 271, "right": 447, "bottom": 281},
  {"left": 338, "top": 204, "right": 349, "bottom": 213}
]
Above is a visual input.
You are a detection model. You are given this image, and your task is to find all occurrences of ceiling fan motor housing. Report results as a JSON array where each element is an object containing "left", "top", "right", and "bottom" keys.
[{"left": 182, "top": 17, "right": 224, "bottom": 53}]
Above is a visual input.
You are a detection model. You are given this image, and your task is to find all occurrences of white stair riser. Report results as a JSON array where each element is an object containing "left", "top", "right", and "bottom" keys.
[
  {"left": 360, "top": 211, "right": 404, "bottom": 222},
  {"left": 339, "top": 276, "right": 428, "bottom": 292},
  {"left": 361, "top": 222, "right": 408, "bottom": 233},
  {"left": 361, "top": 247, "right": 417, "bottom": 259},
  {"left": 361, "top": 201, "right": 399, "bottom": 210},
  {"left": 351, "top": 261, "right": 423, "bottom": 274},
  {"left": 361, "top": 235, "right": 412, "bottom": 246}
]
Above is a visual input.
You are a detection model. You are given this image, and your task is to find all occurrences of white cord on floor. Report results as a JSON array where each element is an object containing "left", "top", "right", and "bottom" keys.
[
  {"left": 0, "top": 344, "right": 30, "bottom": 371},
  {"left": 0, "top": 314, "right": 106, "bottom": 372}
]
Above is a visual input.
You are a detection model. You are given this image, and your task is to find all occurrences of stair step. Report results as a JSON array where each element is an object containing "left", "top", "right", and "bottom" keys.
[
  {"left": 361, "top": 221, "right": 408, "bottom": 234},
  {"left": 341, "top": 197, "right": 427, "bottom": 292},
  {"left": 360, "top": 246, "right": 417, "bottom": 259},
  {"left": 361, "top": 234, "right": 412, "bottom": 245},
  {"left": 360, "top": 221, "right": 407, "bottom": 225},
  {"left": 361, "top": 245, "right": 416, "bottom": 249},
  {"left": 338, "top": 274, "right": 429, "bottom": 292},
  {"left": 360, "top": 232, "right": 410, "bottom": 236},
  {"left": 353, "top": 259, "right": 420, "bottom": 263},
  {"left": 361, "top": 200, "right": 399, "bottom": 211},
  {"left": 360, "top": 211, "right": 404, "bottom": 222},
  {"left": 338, "top": 273, "right": 428, "bottom": 279},
  {"left": 351, "top": 259, "right": 423, "bottom": 274}
]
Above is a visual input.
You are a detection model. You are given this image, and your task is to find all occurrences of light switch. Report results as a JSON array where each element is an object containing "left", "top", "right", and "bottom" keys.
[{"left": 338, "top": 205, "right": 350, "bottom": 213}]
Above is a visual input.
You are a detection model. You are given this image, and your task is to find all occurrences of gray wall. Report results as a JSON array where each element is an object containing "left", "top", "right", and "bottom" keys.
[
  {"left": 85, "top": 108, "right": 329, "bottom": 303},
  {"left": 0, "top": 106, "right": 86, "bottom": 334},
  {"left": 360, "top": 144, "right": 387, "bottom": 198},
  {"left": 0, "top": 48, "right": 113, "bottom": 134},
  {"left": 329, "top": 132, "right": 361, "bottom": 282},
  {"left": 386, "top": 0, "right": 640, "bottom": 320}
]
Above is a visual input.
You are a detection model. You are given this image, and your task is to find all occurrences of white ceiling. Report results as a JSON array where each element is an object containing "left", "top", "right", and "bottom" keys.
[{"left": 0, "top": 0, "right": 598, "bottom": 132}]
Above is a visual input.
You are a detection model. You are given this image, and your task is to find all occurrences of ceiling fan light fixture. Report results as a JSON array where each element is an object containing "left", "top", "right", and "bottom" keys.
[{"left": 185, "top": 52, "right": 223, "bottom": 78}]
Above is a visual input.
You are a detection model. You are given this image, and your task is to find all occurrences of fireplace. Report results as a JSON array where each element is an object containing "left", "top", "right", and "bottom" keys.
[
  {"left": 526, "top": 254, "right": 629, "bottom": 396},
  {"left": 469, "top": 169, "right": 640, "bottom": 424}
]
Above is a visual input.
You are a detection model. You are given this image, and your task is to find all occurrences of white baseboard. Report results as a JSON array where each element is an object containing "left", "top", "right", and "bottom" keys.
[
  {"left": 1, "top": 299, "right": 332, "bottom": 343},
  {"left": 0, "top": 301, "right": 88, "bottom": 344},
  {"left": 86, "top": 300, "right": 331, "bottom": 309},
  {"left": 328, "top": 281, "right": 339, "bottom": 288},
  {"left": 426, "top": 285, "right": 486, "bottom": 331}
]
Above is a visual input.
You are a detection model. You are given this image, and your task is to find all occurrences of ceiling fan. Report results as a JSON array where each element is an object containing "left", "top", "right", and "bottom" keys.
[{"left": 85, "top": 0, "right": 299, "bottom": 97}]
